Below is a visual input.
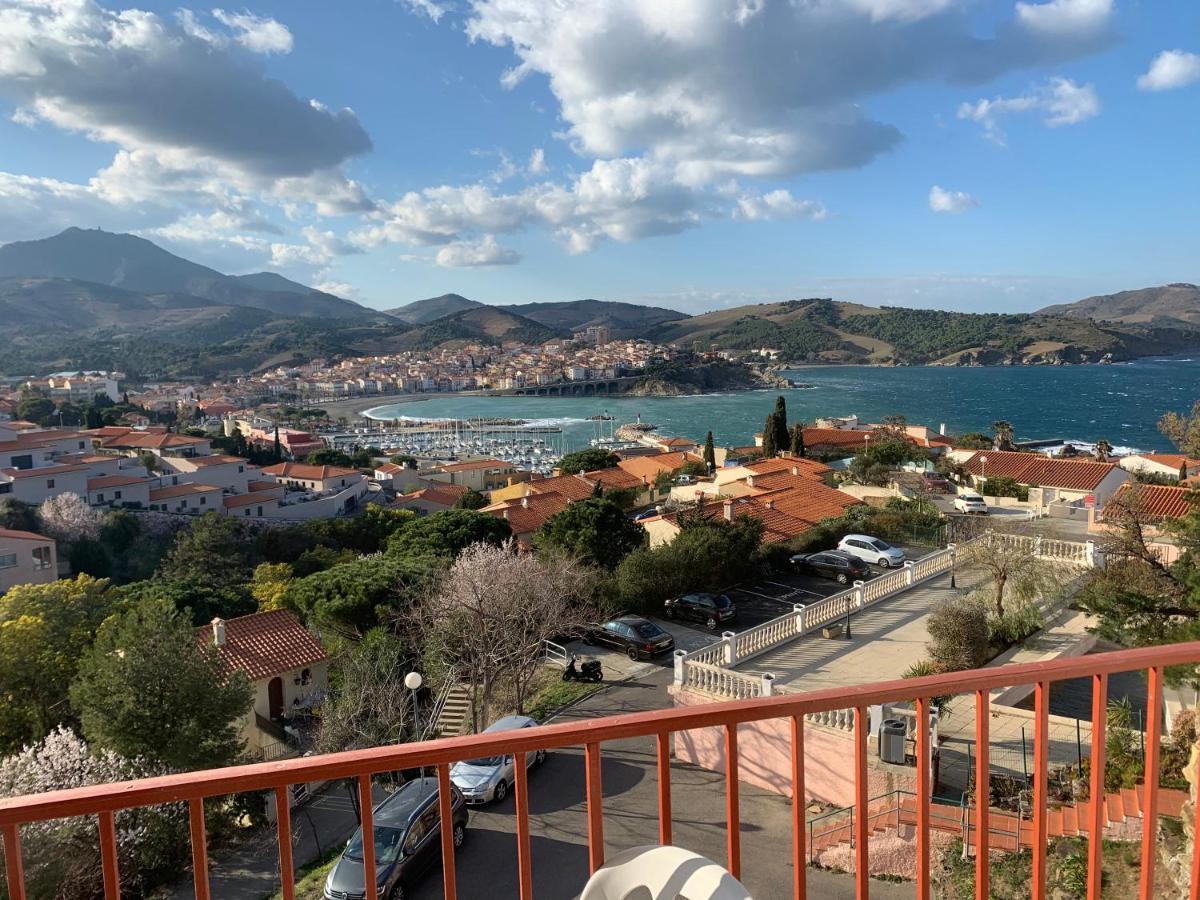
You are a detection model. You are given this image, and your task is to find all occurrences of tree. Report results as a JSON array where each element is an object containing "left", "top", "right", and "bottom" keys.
[
  {"left": 925, "top": 594, "right": 989, "bottom": 672},
  {"left": 847, "top": 438, "right": 925, "bottom": 486},
  {"left": 70, "top": 599, "right": 253, "bottom": 770},
  {"left": 533, "top": 498, "right": 646, "bottom": 569},
  {"left": 273, "top": 425, "right": 283, "bottom": 462},
  {"left": 317, "top": 629, "right": 415, "bottom": 753},
  {"left": 418, "top": 542, "right": 598, "bottom": 730},
  {"left": 0, "top": 575, "right": 116, "bottom": 753},
  {"left": 115, "top": 578, "right": 255, "bottom": 627},
  {"left": 250, "top": 562, "right": 293, "bottom": 611},
  {"left": 455, "top": 488, "right": 487, "bottom": 510},
  {"left": 38, "top": 492, "right": 103, "bottom": 543},
  {"left": 306, "top": 448, "right": 354, "bottom": 467},
  {"left": 789, "top": 423, "right": 806, "bottom": 457},
  {"left": 387, "top": 509, "right": 512, "bottom": 560},
  {"left": 284, "top": 554, "right": 437, "bottom": 638},
  {"left": 1094, "top": 439, "right": 1113, "bottom": 462},
  {"left": 557, "top": 448, "right": 620, "bottom": 474},
  {"left": 956, "top": 523, "right": 1057, "bottom": 619},
  {"left": 16, "top": 391, "right": 56, "bottom": 427},
  {"left": 703, "top": 431, "right": 716, "bottom": 472},
  {"left": 991, "top": 420, "right": 1015, "bottom": 451},
  {"left": 761, "top": 412, "right": 781, "bottom": 457},
  {"left": 0, "top": 499, "right": 39, "bottom": 532},
  {"left": 955, "top": 432, "right": 993, "bottom": 451},
  {"left": 0, "top": 728, "right": 188, "bottom": 900},
  {"left": 390, "top": 454, "right": 418, "bottom": 468},
  {"left": 1159, "top": 400, "right": 1200, "bottom": 459},
  {"left": 159, "top": 512, "right": 255, "bottom": 586}
]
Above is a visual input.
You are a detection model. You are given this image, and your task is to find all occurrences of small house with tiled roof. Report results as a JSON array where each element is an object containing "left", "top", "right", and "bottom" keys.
[
  {"left": 482, "top": 492, "right": 572, "bottom": 548},
  {"left": 961, "top": 450, "right": 1129, "bottom": 508},
  {"left": 1119, "top": 453, "right": 1200, "bottom": 482},
  {"left": 198, "top": 611, "right": 328, "bottom": 760}
]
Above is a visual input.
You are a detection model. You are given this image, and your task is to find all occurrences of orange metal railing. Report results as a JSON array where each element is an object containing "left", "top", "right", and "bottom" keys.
[{"left": 1, "top": 642, "right": 1199, "bottom": 900}]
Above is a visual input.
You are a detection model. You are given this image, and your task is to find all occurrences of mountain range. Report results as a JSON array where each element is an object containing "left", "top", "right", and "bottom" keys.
[{"left": 1, "top": 227, "right": 1198, "bottom": 377}]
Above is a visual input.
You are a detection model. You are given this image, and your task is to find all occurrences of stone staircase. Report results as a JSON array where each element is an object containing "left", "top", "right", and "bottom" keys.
[
  {"left": 433, "top": 684, "right": 473, "bottom": 738},
  {"left": 807, "top": 785, "right": 1188, "bottom": 858}
]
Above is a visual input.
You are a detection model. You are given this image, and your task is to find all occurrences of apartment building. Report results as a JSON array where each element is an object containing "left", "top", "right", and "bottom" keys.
[{"left": 0, "top": 528, "right": 57, "bottom": 593}]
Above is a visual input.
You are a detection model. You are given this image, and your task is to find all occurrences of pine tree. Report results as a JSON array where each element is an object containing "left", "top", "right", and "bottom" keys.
[
  {"left": 790, "top": 423, "right": 806, "bottom": 457},
  {"left": 703, "top": 431, "right": 716, "bottom": 472},
  {"left": 762, "top": 412, "right": 780, "bottom": 457}
]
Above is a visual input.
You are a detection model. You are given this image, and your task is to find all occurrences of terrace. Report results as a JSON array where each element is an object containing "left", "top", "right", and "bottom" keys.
[{"left": 0, "top": 642, "right": 1196, "bottom": 900}]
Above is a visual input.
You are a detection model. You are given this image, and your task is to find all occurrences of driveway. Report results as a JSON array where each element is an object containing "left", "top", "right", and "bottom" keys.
[{"left": 410, "top": 669, "right": 911, "bottom": 900}]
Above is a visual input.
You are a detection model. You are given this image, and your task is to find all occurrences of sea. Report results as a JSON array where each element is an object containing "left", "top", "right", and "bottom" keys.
[{"left": 363, "top": 356, "right": 1200, "bottom": 455}]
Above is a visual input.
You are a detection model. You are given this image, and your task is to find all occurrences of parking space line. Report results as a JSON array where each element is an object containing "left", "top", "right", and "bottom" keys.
[
  {"left": 763, "top": 580, "right": 799, "bottom": 592},
  {"left": 734, "top": 588, "right": 798, "bottom": 604}
]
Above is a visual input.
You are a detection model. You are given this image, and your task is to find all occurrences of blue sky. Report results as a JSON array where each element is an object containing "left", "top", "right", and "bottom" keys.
[{"left": 0, "top": 0, "right": 1197, "bottom": 315}]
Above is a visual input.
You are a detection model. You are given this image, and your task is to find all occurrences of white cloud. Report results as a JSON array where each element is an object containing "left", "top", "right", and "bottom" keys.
[
  {"left": 212, "top": 8, "right": 294, "bottom": 54},
  {"left": 270, "top": 226, "right": 362, "bottom": 267},
  {"left": 527, "top": 147, "right": 547, "bottom": 175},
  {"left": 928, "top": 185, "right": 978, "bottom": 214},
  {"left": 1138, "top": 50, "right": 1200, "bottom": 92},
  {"left": 958, "top": 77, "right": 1099, "bottom": 144},
  {"left": 399, "top": 0, "right": 450, "bottom": 23},
  {"left": 467, "top": 0, "right": 1113, "bottom": 185},
  {"left": 844, "top": 0, "right": 957, "bottom": 23},
  {"left": 313, "top": 279, "right": 359, "bottom": 299},
  {"left": 435, "top": 235, "right": 521, "bottom": 267},
  {"left": 1015, "top": 0, "right": 1112, "bottom": 37},
  {"left": 734, "top": 189, "right": 826, "bottom": 221}
]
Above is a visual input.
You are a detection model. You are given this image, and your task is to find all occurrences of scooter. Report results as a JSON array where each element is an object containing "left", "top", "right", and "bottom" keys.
[{"left": 562, "top": 654, "right": 603, "bottom": 683}]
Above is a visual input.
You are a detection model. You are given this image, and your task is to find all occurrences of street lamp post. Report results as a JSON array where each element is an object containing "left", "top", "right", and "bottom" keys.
[
  {"left": 979, "top": 455, "right": 988, "bottom": 495},
  {"left": 404, "top": 671, "right": 424, "bottom": 741}
]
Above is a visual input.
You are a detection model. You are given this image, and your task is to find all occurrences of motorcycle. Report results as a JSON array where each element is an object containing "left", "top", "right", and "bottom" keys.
[{"left": 562, "top": 654, "right": 603, "bottom": 683}]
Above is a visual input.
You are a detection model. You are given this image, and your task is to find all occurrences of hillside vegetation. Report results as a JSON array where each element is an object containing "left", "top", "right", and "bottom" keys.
[{"left": 1038, "top": 282, "right": 1200, "bottom": 326}]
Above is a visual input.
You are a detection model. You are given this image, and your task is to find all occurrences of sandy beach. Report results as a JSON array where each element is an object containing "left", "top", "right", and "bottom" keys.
[{"left": 319, "top": 393, "right": 433, "bottom": 420}]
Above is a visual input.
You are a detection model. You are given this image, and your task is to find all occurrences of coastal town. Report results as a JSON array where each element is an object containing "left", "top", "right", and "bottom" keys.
[{"left": 3, "top": 1, "right": 1200, "bottom": 896}]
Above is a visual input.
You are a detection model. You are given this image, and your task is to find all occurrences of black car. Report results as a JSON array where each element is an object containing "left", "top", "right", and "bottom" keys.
[
  {"left": 324, "top": 777, "right": 468, "bottom": 900},
  {"left": 585, "top": 616, "right": 676, "bottom": 660},
  {"left": 663, "top": 592, "right": 736, "bottom": 630},
  {"left": 790, "top": 550, "right": 871, "bottom": 584}
]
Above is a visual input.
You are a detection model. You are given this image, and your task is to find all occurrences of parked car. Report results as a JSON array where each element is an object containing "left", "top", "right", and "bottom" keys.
[
  {"left": 663, "top": 592, "right": 736, "bottom": 630},
  {"left": 954, "top": 492, "right": 989, "bottom": 514},
  {"left": 449, "top": 715, "right": 546, "bottom": 805},
  {"left": 632, "top": 506, "right": 660, "bottom": 522},
  {"left": 585, "top": 616, "right": 676, "bottom": 659},
  {"left": 836, "top": 534, "right": 906, "bottom": 568},
  {"left": 920, "top": 473, "right": 953, "bottom": 493},
  {"left": 324, "top": 776, "right": 468, "bottom": 900},
  {"left": 789, "top": 550, "right": 871, "bottom": 584}
]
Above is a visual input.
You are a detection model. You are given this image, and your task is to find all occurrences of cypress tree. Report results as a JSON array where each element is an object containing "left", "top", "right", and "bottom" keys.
[
  {"left": 790, "top": 423, "right": 806, "bottom": 458},
  {"left": 762, "top": 413, "right": 779, "bottom": 457},
  {"left": 703, "top": 431, "right": 716, "bottom": 472},
  {"left": 770, "top": 397, "right": 789, "bottom": 454},
  {"left": 273, "top": 425, "right": 283, "bottom": 462}
]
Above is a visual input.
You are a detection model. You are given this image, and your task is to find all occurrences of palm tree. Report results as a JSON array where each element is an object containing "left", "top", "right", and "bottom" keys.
[
  {"left": 1094, "top": 439, "right": 1112, "bottom": 462},
  {"left": 991, "top": 420, "right": 1014, "bottom": 451}
]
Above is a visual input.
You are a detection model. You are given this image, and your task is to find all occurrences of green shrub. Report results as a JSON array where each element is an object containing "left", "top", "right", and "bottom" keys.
[
  {"left": 988, "top": 600, "right": 1043, "bottom": 648},
  {"left": 927, "top": 594, "right": 989, "bottom": 671}
]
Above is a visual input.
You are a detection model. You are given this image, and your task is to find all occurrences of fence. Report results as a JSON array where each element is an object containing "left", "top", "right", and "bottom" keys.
[
  {"left": 0, "top": 643, "right": 1193, "bottom": 900},
  {"left": 677, "top": 532, "right": 1099, "bottom": 702}
]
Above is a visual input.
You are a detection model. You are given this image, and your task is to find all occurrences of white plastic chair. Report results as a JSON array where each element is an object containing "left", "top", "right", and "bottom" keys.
[{"left": 579, "top": 844, "right": 753, "bottom": 900}]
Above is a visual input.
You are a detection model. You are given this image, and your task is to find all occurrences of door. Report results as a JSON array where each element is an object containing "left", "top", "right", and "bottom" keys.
[{"left": 268, "top": 677, "right": 284, "bottom": 720}]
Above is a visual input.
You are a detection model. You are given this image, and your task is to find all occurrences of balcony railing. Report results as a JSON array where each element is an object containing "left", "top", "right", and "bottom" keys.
[{"left": 1, "top": 642, "right": 1198, "bottom": 900}]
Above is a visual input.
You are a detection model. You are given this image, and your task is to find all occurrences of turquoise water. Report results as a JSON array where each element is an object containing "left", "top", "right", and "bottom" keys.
[{"left": 364, "top": 356, "right": 1200, "bottom": 454}]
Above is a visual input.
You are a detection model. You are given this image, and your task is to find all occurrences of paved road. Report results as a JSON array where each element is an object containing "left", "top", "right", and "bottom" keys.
[{"left": 408, "top": 669, "right": 910, "bottom": 900}]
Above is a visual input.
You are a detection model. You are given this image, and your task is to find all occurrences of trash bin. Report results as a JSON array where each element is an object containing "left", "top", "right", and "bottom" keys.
[{"left": 879, "top": 719, "right": 907, "bottom": 764}]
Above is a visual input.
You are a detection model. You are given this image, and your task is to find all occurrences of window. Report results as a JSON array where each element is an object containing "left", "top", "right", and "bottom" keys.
[
  {"left": 96, "top": 493, "right": 104, "bottom": 503},
  {"left": 11, "top": 454, "right": 33, "bottom": 471},
  {"left": 46, "top": 479, "right": 55, "bottom": 489},
  {"left": 0, "top": 553, "right": 16, "bottom": 569},
  {"left": 32, "top": 547, "right": 51, "bottom": 569},
  {"left": 200, "top": 496, "right": 206, "bottom": 505},
  {"left": 180, "top": 500, "right": 187, "bottom": 508},
  {"left": 114, "top": 490, "right": 122, "bottom": 500}
]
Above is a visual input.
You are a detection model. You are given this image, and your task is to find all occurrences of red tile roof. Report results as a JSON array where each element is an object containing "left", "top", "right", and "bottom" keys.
[
  {"left": 1104, "top": 483, "right": 1195, "bottom": 523},
  {"left": 616, "top": 451, "right": 693, "bottom": 482},
  {"left": 149, "top": 483, "right": 222, "bottom": 500},
  {"left": 87, "top": 474, "right": 152, "bottom": 490},
  {"left": 1136, "top": 453, "right": 1200, "bottom": 469},
  {"left": 437, "top": 458, "right": 511, "bottom": 473},
  {"left": 99, "top": 432, "right": 209, "bottom": 450},
  {"left": 0, "top": 528, "right": 53, "bottom": 543},
  {"left": 198, "top": 610, "right": 326, "bottom": 681},
  {"left": 744, "top": 457, "right": 832, "bottom": 477},
  {"left": 222, "top": 492, "right": 280, "bottom": 509},
  {"left": 484, "top": 492, "right": 571, "bottom": 537},
  {"left": 962, "top": 450, "right": 1120, "bottom": 492},
  {"left": 402, "top": 486, "right": 467, "bottom": 509},
  {"left": 528, "top": 473, "right": 597, "bottom": 502},
  {"left": 1, "top": 463, "right": 89, "bottom": 479},
  {"left": 262, "top": 462, "right": 361, "bottom": 480},
  {"left": 801, "top": 428, "right": 877, "bottom": 450}
]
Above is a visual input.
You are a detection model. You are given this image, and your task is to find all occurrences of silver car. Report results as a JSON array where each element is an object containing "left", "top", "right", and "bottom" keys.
[{"left": 449, "top": 715, "right": 547, "bottom": 804}]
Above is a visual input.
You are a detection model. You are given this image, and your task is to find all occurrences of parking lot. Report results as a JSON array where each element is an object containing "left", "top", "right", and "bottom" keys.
[{"left": 560, "top": 540, "right": 936, "bottom": 681}]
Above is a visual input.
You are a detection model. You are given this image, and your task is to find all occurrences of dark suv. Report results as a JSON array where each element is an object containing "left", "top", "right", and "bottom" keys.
[
  {"left": 324, "top": 777, "right": 468, "bottom": 900},
  {"left": 789, "top": 550, "right": 871, "bottom": 584},
  {"left": 663, "top": 592, "right": 736, "bottom": 630},
  {"left": 585, "top": 616, "right": 676, "bottom": 660}
]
